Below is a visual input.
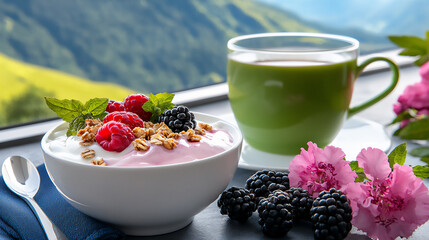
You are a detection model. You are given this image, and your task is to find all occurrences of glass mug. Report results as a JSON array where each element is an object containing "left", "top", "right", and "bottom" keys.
[{"left": 227, "top": 32, "right": 399, "bottom": 155}]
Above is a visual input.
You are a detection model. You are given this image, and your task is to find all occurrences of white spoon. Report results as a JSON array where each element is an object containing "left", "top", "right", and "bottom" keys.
[{"left": 2, "top": 155, "right": 68, "bottom": 240}]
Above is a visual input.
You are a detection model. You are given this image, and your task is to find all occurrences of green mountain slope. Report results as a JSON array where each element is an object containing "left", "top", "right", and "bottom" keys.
[
  {"left": 0, "top": 0, "right": 389, "bottom": 94},
  {"left": 0, "top": 52, "right": 132, "bottom": 126},
  {"left": 0, "top": 53, "right": 132, "bottom": 102}
]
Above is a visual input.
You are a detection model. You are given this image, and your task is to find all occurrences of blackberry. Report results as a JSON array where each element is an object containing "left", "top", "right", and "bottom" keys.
[
  {"left": 257, "top": 190, "right": 294, "bottom": 237},
  {"left": 217, "top": 187, "right": 257, "bottom": 222},
  {"left": 310, "top": 188, "right": 352, "bottom": 240},
  {"left": 158, "top": 105, "right": 197, "bottom": 133},
  {"left": 245, "top": 170, "right": 289, "bottom": 201},
  {"left": 287, "top": 187, "right": 313, "bottom": 221}
]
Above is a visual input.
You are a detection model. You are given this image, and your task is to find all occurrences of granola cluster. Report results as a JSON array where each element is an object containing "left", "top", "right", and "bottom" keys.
[
  {"left": 77, "top": 119, "right": 102, "bottom": 146},
  {"left": 80, "top": 147, "right": 106, "bottom": 166},
  {"left": 77, "top": 118, "right": 213, "bottom": 166},
  {"left": 132, "top": 121, "right": 212, "bottom": 151},
  {"left": 77, "top": 119, "right": 106, "bottom": 166}
]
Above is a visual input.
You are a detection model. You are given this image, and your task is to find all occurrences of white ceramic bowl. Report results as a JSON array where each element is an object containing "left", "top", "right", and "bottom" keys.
[{"left": 41, "top": 112, "right": 242, "bottom": 236}]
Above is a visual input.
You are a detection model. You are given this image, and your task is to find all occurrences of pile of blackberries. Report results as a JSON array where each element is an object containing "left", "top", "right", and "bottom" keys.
[{"left": 217, "top": 170, "right": 353, "bottom": 239}]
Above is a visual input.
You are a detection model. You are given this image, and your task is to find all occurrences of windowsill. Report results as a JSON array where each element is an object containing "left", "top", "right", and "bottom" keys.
[{"left": 0, "top": 49, "right": 416, "bottom": 148}]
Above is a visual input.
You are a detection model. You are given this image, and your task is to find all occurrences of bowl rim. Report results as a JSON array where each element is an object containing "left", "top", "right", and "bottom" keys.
[{"left": 41, "top": 112, "right": 243, "bottom": 169}]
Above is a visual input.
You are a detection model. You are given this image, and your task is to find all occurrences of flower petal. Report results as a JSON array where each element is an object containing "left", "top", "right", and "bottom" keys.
[
  {"left": 289, "top": 144, "right": 316, "bottom": 189},
  {"left": 351, "top": 205, "right": 390, "bottom": 240},
  {"left": 390, "top": 164, "right": 429, "bottom": 225},
  {"left": 387, "top": 221, "right": 420, "bottom": 240},
  {"left": 342, "top": 182, "right": 366, "bottom": 215},
  {"left": 357, "top": 147, "right": 391, "bottom": 180},
  {"left": 420, "top": 61, "right": 429, "bottom": 82}
]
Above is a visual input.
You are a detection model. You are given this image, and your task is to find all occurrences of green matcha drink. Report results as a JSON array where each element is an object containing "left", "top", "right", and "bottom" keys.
[
  {"left": 227, "top": 33, "right": 399, "bottom": 156},
  {"left": 228, "top": 57, "right": 356, "bottom": 155}
]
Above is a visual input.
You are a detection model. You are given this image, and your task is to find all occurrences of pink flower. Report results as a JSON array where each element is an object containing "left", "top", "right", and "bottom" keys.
[
  {"left": 420, "top": 61, "right": 429, "bottom": 82},
  {"left": 394, "top": 62, "right": 429, "bottom": 127},
  {"left": 288, "top": 142, "right": 357, "bottom": 198},
  {"left": 394, "top": 81, "right": 429, "bottom": 114},
  {"left": 349, "top": 148, "right": 429, "bottom": 240}
]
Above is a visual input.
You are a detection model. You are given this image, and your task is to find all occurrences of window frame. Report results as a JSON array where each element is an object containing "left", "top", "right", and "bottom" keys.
[{"left": 0, "top": 49, "right": 416, "bottom": 147}]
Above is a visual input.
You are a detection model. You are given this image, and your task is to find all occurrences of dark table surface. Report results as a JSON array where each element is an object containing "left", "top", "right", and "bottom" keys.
[{"left": 1, "top": 65, "right": 428, "bottom": 239}]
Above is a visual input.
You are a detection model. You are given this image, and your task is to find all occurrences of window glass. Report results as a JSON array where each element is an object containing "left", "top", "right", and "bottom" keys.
[{"left": 0, "top": 0, "right": 424, "bottom": 128}]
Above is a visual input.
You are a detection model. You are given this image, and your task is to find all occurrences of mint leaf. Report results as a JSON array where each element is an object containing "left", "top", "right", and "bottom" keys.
[
  {"left": 84, "top": 98, "right": 109, "bottom": 116},
  {"left": 93, "top": 111, "right": 108, "bottom": 121},
  {"left": 142, "top": 92, "right": 175, "bottom": 122},
  {"left": 388, "top": 142, "right": 407, "bottom": 168},
  {"left": 67, "top": 111, "right": 106, "bottom": 137},
  {"left": 67, "top": 113, "right": 90, "bottom": 136},
  {"left": 46, "top": 97, "right": 109, "bottom": 136},
  {"left": 410, "top": 147, "right": 429, "bottom": 158},
  {"left": 399, "top": 119, "right": 429, "bottom": 140},
  {"left": 45, "top": 97, "right": 84, "bottom": 122},
  {"left": 413, "top": 165, "right": 429, "bottom": 179},
  {"left": 350, "top": 161, "right": 366, "bottom": 182}
]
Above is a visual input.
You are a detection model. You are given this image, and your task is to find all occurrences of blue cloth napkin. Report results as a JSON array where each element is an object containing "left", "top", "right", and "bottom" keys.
[{"left": 0, "top": 164, "right": 126, "bottom": 240}]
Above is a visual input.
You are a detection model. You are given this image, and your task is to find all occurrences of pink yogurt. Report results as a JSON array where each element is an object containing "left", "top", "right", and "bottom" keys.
[{"left": 103, "top": 129, "right": 233, "bottom": 167}]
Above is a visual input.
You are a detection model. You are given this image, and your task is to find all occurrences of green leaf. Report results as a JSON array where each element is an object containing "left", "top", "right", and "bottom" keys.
[
  {"left": 46, "top": 97, "right": 109, "bottom": 136},
  {"left": 142, "top": 92, "right": 175, "bottom": 122},
  {"left": 84, "top": 98, "right": 109, "bottom": 115},
  {"left": 413, "top": 165, "right": 429, "bottom": 179},
  {"left": 93, "top": 111, "right": 108, "bottom": 121},
  {"left": 389, "top": 34, "right": 429, "bottom": 66},
  {"left": 415, "top": 54, "right": 429, "bottom": 66},
  {"left": 355, "top": 173, "right": 366, "bottom": 183},
  {"left": 350, "top": 160, "right": 361, "bottom": 171},
  {"left": 421, "top": 157, "right": 429, "bottom": 165},
  {"left": 410, "top": 147, "right": 429, "bottom": 158},
  {"left": 45, "top": 97, "right": 84, "bottom": 122},
  {"left": 393, "top": 127, "right": 402, "bottom": 136},
  {"left": 388, "top": 142, "right": 407, "bottom": 168},
  {"left": 389, "top": 109, "right": 417, "bottom": 125},
  {"left": 388, "top": 35, "right": 428, "bottom": 52},
  {"left": 399, "top": 48, "right": 425, "bottom": 57},
  {"left": 349, "top": 161, "right": 366, "bottom": 182},
  {"left": 399, "top": 119, "right": 429, "bottom": 140},
  {"left": 67, "top": 111, "right": 105, "bottom": 136},
  {"left": 426, "top": 31, "right": 429, "bottom": 51},
  {"left": 66, "top": 113, "right": 89, "bottom": 136}
]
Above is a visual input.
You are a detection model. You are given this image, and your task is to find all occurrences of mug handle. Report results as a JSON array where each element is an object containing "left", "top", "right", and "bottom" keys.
[{"left": 347, "top": 57, "right": 399, "bottom": 118}]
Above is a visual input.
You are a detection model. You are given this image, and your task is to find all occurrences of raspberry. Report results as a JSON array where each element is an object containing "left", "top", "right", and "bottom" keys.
[
  {"left": 96, "top": 121, "right": 135, "bottom": 152},
  {"left": 106, "top": 100, "right": 125, "bottom": 113},
  {"left": 103, "top": 111, "right": 144, "bottom": 130},
  {"left": 123, "top": 94, "right": 151, "bottom": 121}
]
